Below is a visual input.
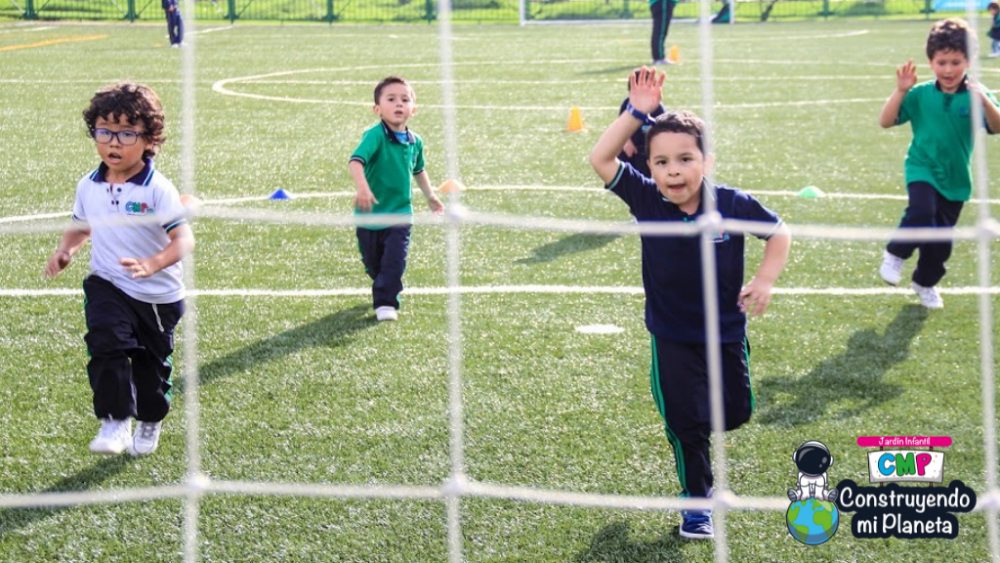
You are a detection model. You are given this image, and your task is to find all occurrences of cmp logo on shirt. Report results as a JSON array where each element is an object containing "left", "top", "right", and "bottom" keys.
[{"left": 124, "top": 201, "right": 154, "bottom": 215}]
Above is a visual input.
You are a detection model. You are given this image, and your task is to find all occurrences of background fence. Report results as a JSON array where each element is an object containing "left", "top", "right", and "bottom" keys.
[{"left": 1, "top": 0, "right": 977, "bottom": 24}]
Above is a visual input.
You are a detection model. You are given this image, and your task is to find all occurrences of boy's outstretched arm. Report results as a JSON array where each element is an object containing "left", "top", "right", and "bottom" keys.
[
  {"left": 414, "top": 170, "right": 444, "bottom": 214},
  {"left": 738, "top": 223, "right": 791, "bottom": 316},
  {"left": 967, "top": 79, "right": 1000, "bottom": 133},
  {"left": 879, "top": 59, "right": 916, "bottom": 128},
  {"left": 119, "top": 224, "right": 195, "bottom": 279},
  {"left": 44, "top": 225, "right": 91, "bottom": 279},
  {"left": 590, "top": 67, "right": 665, "bottom": 184}
]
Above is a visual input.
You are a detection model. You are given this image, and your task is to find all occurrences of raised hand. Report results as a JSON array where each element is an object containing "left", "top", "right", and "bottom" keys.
[
  {"left": 896, "top": 59, "right": 917, "bottom": 93},
  {"left": 629, "top": 67, "right": 665, "bottom": 115}
]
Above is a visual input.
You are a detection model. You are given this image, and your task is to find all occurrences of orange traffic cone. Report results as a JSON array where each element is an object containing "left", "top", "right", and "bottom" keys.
[
  {"left": 668, "top": 45, "right": 680, "bottom": 63},
  {"left": 567, "top": 106, "right": 584, "bottom": 132},
  {"left": 438, "top": 178, "right": 466, "bottom": 193}
]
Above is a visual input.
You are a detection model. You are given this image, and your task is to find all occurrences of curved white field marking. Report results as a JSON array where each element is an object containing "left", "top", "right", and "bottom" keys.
[
  {"left": 215, "top": 67, "right": 886, "bottom": 110},
  {"left": 615, "top": 29, "right": 872, "bottom": 43},
  {"left": 212, "top": 61, "right": 622, "bottom": 105},
  {"left": 3, "top": 285, "right": 998, "bottom": 298},
  {"left": 242, "top": 75, "right": 891, "bottom": 85}
]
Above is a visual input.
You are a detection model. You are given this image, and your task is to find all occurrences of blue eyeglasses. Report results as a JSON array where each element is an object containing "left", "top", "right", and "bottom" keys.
[{"left": 91, "top": 128, "right": 143, "bottom": 146}]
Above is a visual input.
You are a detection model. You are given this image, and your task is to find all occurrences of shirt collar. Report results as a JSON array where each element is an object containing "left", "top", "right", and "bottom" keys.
[
  {"left": 934, "top": 76, "right": 969, "bottom": 94},
  {"left": 380, "top": 120, "right": 415, "bottom": 144},
  {"left": 90, "top": 159, "right": 155, "bottom": 186}
]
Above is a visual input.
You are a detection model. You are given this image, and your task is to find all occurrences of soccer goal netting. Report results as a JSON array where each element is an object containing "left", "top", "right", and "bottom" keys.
[{"left": 1, "top": 4, "right": 999, "bottom": 563}]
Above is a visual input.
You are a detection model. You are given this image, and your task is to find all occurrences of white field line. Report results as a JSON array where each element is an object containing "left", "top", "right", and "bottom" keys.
[
  {"left": 0, "top": 26, "right": 55, "bottom": 33},
  {"left": 211, "top": 67, "right": 911, "bottom": 109},
  {"left": 3, "top": 285, "right": 999, "bottom": 298},
  {"left": 3, "top": 186, "right": 999, "bottom": 225}
]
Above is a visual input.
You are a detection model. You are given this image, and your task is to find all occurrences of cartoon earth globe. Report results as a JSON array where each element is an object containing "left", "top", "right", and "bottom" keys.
[{"left": 786, "top": 498, "right": 839, "bottom": 545}]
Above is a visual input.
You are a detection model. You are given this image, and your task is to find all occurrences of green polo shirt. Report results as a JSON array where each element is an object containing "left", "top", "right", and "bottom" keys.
[
  {"left": 350, "top": 121, "right": 425, "bottom": 229},
  {"left": 897, "top": 80, "right": 998, "bottom": 202}
]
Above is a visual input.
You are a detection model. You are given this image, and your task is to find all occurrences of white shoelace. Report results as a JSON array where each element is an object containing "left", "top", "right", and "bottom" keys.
[{"left": 137, "top": 422, "right": 159, "bottom": 441}]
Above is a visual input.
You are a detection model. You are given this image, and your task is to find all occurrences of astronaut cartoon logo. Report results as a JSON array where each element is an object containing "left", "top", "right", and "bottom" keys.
[{"left": 785, "top": 441, "right": 840, "bottom": 545}]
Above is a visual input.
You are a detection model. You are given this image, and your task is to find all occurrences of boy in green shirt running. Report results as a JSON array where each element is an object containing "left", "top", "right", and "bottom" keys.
[
  {"left": 349, "top": 76, "right": 444, "bottom": 321},
  {"left": 878, "top": 18, "right": 1000, "bottom": 308}
]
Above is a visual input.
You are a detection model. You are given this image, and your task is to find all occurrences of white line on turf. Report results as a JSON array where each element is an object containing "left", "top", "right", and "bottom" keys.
[
  {"left": 3, "top": 186, "right": 999, "bottom": 225},
  {"left": 2, "top": 286, "right": 998, "bottom": 298},
  {"left": 0, "top": 26, "right": 55, "bottom": 33}
]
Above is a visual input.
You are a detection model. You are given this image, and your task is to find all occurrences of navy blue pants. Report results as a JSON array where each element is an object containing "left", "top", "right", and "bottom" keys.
[
  {"left": 650, "top": 335, "right": 752, "bottom": 498},
  {"left": 650, "top": 0, "right": 676, "bottom": 61},
  {"left": 886, "top": 181, "right": 964, "bottom": 288},
  {"left": 356, "top": 225, "right": 411, "bottom": 310},
  {"left": 165, "top": 9, "right": 183, "bottom": 45},
  {"left": 83, "top": 276, "right": 183, "bottom": 422}
]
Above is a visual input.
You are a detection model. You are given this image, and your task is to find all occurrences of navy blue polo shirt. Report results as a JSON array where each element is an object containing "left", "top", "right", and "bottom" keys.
[{"left": 607, "top": 162, "right": 783, "bottom": 343}]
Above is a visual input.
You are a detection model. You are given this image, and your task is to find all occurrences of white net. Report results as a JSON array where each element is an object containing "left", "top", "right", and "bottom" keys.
[{"left": 1, "top": 3, "right": 999, "bottom": 563}]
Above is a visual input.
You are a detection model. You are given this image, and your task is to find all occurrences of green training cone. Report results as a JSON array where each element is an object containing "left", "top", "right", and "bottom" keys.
[{"left": 797, "top": 186, "right": 826, "bottom": 198}]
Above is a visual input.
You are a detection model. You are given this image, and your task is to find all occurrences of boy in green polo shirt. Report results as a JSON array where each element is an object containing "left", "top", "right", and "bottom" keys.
[
  {"left": 349, "top": 76, "right": 444, "bottom": 321},
  {"left": 878, "top": 18, "right": 1000, "bottom": 308}
]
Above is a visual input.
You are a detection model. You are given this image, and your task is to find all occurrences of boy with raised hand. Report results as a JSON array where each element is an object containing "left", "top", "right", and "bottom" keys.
[
  {"left": 45, "top": 82, "right": 194, "bottom": 457},
  {"left": 589, "top": 67, "right": 791, "bottom": 540},
  {"left": 619, "top": 69, "right": 668, "bottom": 177},
  {"left": 349, "top": 76, "right": 444, "bottom": 322},
  {"left": 878, "top": 18, "right": 1000, "bottom": 308}
]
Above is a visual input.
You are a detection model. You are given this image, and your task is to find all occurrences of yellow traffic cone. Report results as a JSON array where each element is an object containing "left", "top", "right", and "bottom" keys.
[
  {"left": 438, "top": 178, "right": 466, "bottom": 193},
  {"left": 668, "top": 45, "right": 680, "bottom": 64},
  {"left": 567, "top": 106, "right": 584, "bottom": 132}
]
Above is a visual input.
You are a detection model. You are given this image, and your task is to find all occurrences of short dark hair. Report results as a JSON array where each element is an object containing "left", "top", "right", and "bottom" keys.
[
  {"left": 373, "top": 76, "right": 413, "bottom": 104},
  {"left": 989, "top": 1, "right": 999, "bottom": 11},
  {"left": 82, "top": 82, "right": 165, "bottom": 161},
  {"left": 645, "top": 110, "right": 707, "bottom": 155},
  {"left": 926, "top": 17, "right": 974, "bottom": 60}
]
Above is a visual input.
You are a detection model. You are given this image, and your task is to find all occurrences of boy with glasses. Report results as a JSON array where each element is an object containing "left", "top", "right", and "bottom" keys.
[{"left": 45, "top": 82, "right": 194, "bottom": 457}]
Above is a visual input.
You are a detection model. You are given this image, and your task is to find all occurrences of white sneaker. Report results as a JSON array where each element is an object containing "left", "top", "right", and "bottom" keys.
[
  {"left": 89, "top": 418, "right": 132, "bottom": 455},
  {"left": 375, "top": 306, "right": 398, "bottom": 322},
  {"left": 989, "top": 52, "right": 1000, "bottom": 58},
  {"left": 130, "top": 420, "right": 163, "bottom": 457},
  {"left": 652, "top": 58, "right": 672, "bottom": 65},
  {"left": 912, "top": 282, "right": 944, "bottom": 309},
  {"left": 879, "top": 251, "right": 904, "bottom": 286}
]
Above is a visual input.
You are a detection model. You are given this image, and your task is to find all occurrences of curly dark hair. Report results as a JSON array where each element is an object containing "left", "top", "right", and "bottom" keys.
[
  {"left": 373, "top": 76, "right": 413, "bottom": 104},
  {"left": 926, "top": 17, "right": 975, "bottom": 60},
  {"left": 82, "top": 82, "right": 165, "bottom": 161},
  {"left": 646, "top": 109, "right": 708, "bottom": 156}
]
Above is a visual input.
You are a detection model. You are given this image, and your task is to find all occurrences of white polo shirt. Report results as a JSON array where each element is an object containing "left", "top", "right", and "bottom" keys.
[{"left": 72, "top": 160, "right": 188, "bottom": 304}]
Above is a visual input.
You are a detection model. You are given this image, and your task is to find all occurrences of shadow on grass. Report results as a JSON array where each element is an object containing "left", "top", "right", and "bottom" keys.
[
  {"left": 756, "top": 305, "right": 928, "bottom": 427},
  {"left": 0, "top": 455, "right": 133, "bottom": 541},
  {"left": 1, "top": 305, "right": 376, "bottom": 541},
  {"left": 517, "top": 233, "right": 620, "bottom": 265},
  {"left": 186, "top": 303, "right": 376, "bottom": 389},
  {"left": 579, "top": 65, "right": 644, "bottom": 76},
  {"left": 576, "top": 521, "right": 686, "bottom": 563}
]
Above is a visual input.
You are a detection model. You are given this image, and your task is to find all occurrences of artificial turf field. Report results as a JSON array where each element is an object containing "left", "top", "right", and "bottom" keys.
[{"left": 1, "top": 17, "right": 999, "bottom": 562}]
